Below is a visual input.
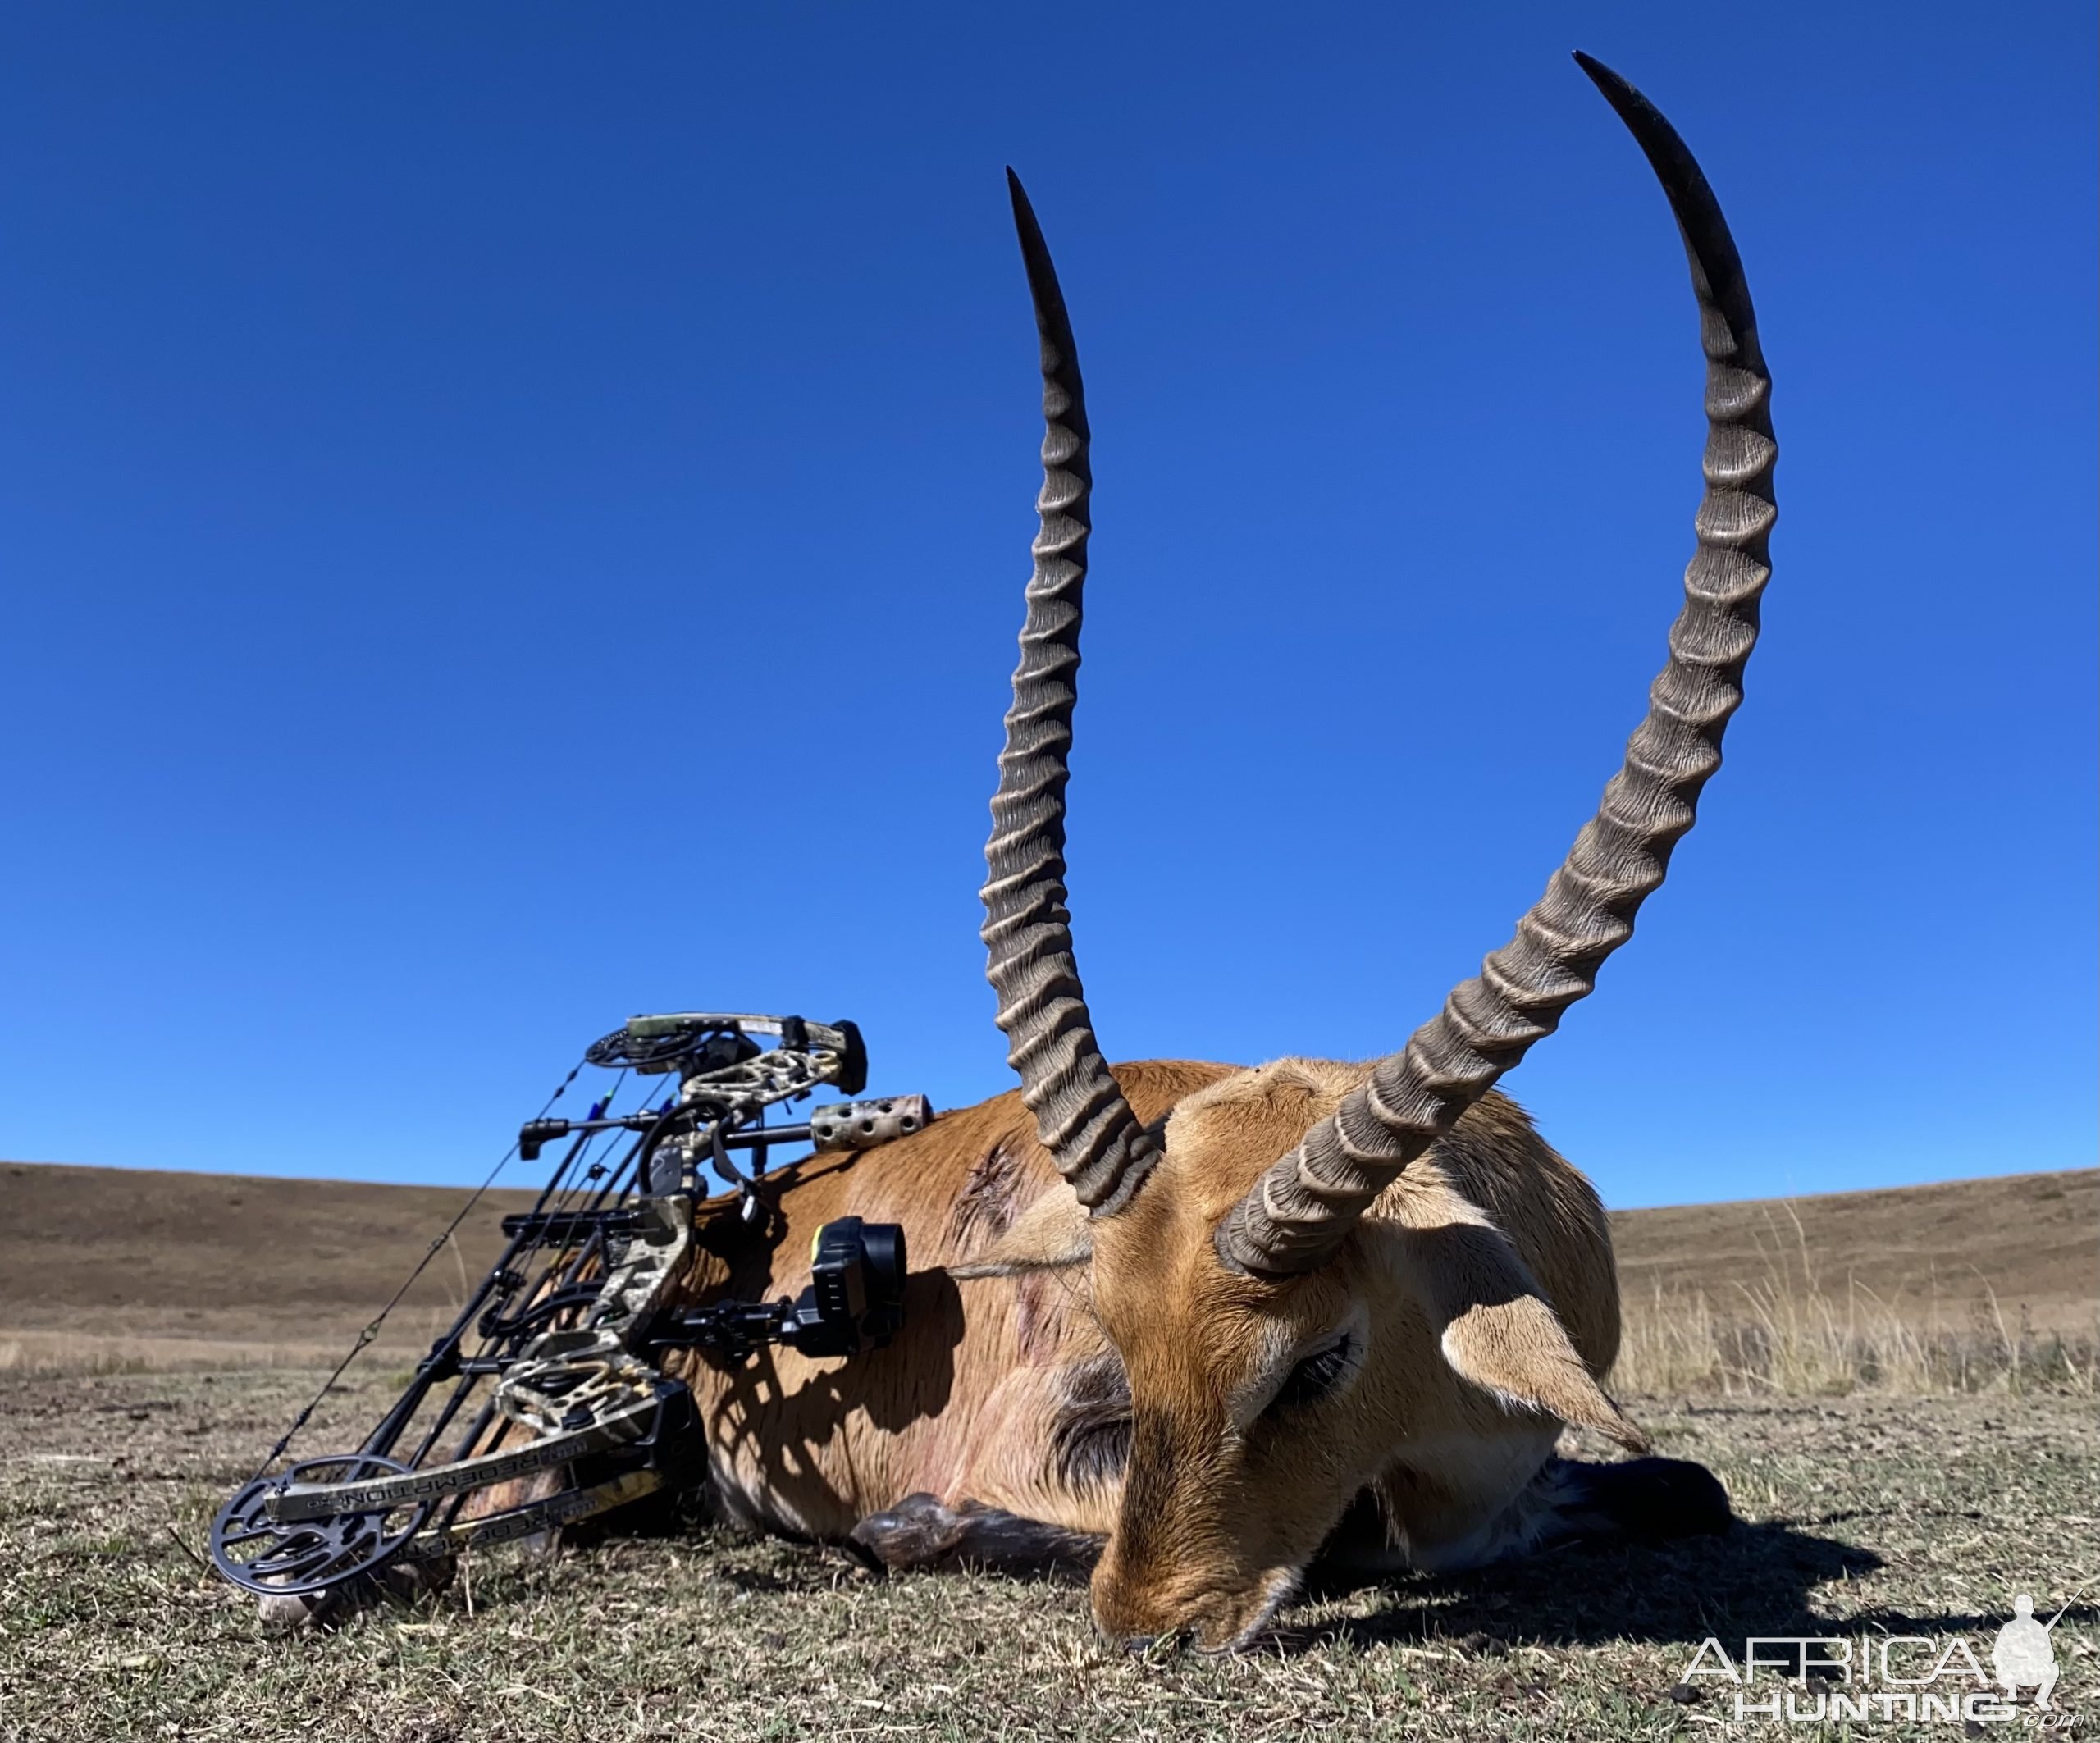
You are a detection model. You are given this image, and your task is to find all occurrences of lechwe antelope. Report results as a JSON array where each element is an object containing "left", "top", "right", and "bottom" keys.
[{"left": 666, "top": 54, "right": 1769, "bottom": 1650}]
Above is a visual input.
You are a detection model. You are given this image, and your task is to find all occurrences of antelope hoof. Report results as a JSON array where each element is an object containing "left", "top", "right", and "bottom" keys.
[
  {"left": 1554, "top": 1456, "right": 1733, "bottom": 1543},
  {"left": 850, "top": 1494, "right": 1101, "bottom": 1580},
  {"left": 850, "top": 1493, "right": 970, "bottom": 1570}
]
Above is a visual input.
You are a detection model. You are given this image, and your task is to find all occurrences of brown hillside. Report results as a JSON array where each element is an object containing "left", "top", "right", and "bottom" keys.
[
  {"left": 0, "top": 1161, "right": 541, "bottom": 1366},
  {"left": 0, "top": 1157, "right": 2092, "bottom": 1368},
  {"left": 1607, "top": 1167, "right": 2096, "bottom": 1334}
]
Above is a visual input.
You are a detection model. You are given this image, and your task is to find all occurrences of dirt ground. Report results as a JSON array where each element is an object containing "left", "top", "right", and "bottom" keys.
[{"left": 0, "top": 1367, "right": 2092, "bottom": 1742}]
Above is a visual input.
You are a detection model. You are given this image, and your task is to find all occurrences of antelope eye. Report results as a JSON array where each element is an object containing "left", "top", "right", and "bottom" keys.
[{"left": 1271, "top": 1335, "right": 1355, "bottom": 1413}]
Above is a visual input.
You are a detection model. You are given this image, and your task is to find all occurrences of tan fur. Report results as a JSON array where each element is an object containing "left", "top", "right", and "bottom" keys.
[{"left": 658, "top": 1056, "right": 1632, "bottom": 1645}]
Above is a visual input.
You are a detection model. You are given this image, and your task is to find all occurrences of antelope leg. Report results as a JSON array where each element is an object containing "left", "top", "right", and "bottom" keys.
[{"left": 848, "top": 1493, "right": 1101, "bottom": 1581}]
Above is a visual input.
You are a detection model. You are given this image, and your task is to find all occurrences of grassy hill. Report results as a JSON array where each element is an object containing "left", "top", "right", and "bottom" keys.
[
  {"left": 0, "top": 1156, "right": 2091, "bottom": 1376},
  {"left": 1609, "top": 1168, "right": 2095, "bottom": 1330}
]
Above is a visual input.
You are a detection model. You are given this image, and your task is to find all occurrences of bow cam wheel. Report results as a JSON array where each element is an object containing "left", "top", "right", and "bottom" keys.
[{"left": 210, "top": 1453, "right": 431, "bottom": 1599}]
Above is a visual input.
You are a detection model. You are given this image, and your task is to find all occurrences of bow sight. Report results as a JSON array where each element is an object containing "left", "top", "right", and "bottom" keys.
[{"left": 210, "top": 1011, "right": 924, "bottom": 1604}]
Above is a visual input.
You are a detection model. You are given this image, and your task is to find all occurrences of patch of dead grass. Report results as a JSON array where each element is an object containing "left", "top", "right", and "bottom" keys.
[{"left": 0, "top": 1368, "right": 2093, "bottom": 1741}]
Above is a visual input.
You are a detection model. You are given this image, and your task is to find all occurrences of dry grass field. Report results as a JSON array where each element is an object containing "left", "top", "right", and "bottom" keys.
[
  {"left": 4, "top": 1159, "right": 2090, "bottom": 1387},
  {"left": 0, "top": 1159, "right": 2093, "bottom": 1741},
  {"left": 1609, "top": 1170, "right": 2098, "bottom": 1397},
  {"left": 0, "top": 1161, "right": 546, "bottom": 1373}
]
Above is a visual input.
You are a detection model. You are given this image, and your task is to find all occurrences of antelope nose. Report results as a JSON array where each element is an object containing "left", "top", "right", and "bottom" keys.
[
  {"left": 1116, "top": 1630, "right": 1193, "bottom": 1657},
  {"left": 1089, "top": 1591, "right": 1175, "bottom": 1653},
  {"left": 1089, "top": 1554, "right": 1193, "bottom": 1651},
  {"left": 1098, "top": 1618, "right": 1189, "bottom": 1655}
]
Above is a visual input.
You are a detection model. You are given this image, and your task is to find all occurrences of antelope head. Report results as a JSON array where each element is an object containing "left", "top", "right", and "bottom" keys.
[{"left": 982, "top": 55, "right": 1775, "bottom": 1650}]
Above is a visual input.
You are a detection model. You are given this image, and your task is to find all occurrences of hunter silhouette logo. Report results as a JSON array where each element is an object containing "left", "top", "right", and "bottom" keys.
[
  {"left": 1991, "top": 1595, "right": 2061, "bottom": 1711},
  {"left": 1680, "top": 1584, "right": 2087, "bottom": 1725}
]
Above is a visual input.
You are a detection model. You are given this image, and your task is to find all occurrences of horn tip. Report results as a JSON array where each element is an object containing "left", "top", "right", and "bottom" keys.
[
  {"left": 1007, "top": 167, "right": 1038, "bottom": 229},
  {"left": 1569, "top": 50, "right": 1640, "bottom": 116}
]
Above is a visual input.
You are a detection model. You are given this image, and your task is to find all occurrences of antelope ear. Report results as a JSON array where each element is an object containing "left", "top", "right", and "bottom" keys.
[
  {"left": 950, "top": 1188, "right": 1094, "bottom": 1278},
  {"left": 1400, "top": 1221, "right": 1648, "bottom": 1453}
]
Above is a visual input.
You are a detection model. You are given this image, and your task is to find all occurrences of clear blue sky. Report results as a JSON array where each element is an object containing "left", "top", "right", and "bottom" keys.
[{"left": 1, "top": 4, "right": 2092, "bottom": 1209}]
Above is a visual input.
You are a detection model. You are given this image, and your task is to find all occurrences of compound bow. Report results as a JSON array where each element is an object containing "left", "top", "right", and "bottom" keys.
[{"left": 212, "top": 1011, "right": 924, "bottom": 1604}]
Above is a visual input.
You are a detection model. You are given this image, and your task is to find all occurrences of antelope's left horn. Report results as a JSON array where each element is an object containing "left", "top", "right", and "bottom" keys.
[
  {"left": 1218, "top": 54, "right": 1778, "bottom": 1276},
  {"left": 980, "top": 171, "right": 1159, "bottom": 1216}
]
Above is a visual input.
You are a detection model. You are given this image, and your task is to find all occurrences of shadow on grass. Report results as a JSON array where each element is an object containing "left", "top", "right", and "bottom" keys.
[
  {"left": 1285, "top": 1518, "right": 1897, "bottom": 1653},
  {"left": 1292, "top": 1534, "right": 2098, "bottom": 1653}
]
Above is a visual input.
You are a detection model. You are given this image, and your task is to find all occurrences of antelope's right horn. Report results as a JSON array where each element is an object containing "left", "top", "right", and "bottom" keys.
[{"left": 1217, "top": 54, "right": 1778, "bottom": 1276}]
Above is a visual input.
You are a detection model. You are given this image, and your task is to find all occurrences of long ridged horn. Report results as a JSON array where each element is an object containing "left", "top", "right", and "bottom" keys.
[
  {"left": 1217, "top": 54, "right": 1778, "bottom": 1276},
  {"left": 980, "top": 171, "right": 1158, "bottom": 1214}
]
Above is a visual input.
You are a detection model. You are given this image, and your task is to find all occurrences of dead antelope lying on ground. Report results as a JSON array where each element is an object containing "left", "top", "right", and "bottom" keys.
[{"left": 656, "top": 53, "right": 1772, "bottom": 1651}]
